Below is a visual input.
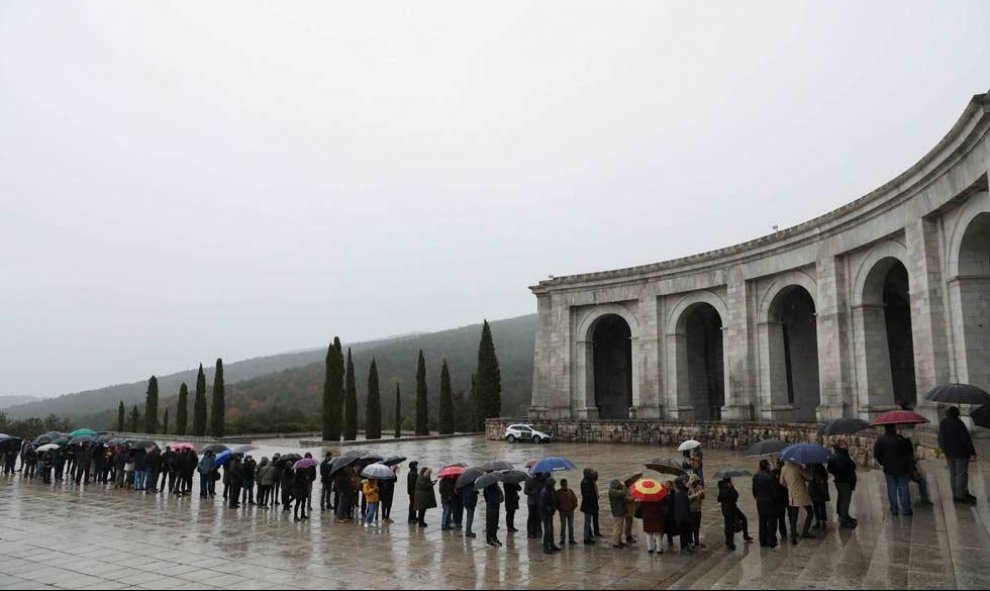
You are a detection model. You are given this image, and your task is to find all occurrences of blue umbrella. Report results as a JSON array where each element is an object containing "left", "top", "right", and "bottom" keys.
[
  {"left": 528, "top": 456, "right": 577, "bottom": 474},
  {"left": 780, "top": 443, "right": 832, "bottom": 466},
  {"left": 214, "top": 450, "right": 233, "bottom": 466}
]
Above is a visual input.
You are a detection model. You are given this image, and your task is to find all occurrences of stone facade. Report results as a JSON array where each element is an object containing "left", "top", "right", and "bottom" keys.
[{"left": 529, "top": 90, "right": 990, "bottom": 425}]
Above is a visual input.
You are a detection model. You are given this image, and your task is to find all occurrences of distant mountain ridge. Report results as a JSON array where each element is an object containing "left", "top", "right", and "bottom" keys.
[
  {"left": 3, "top": 315, "right": 537, "bottom": 430},
  {"left": 0, "top": 395, "right": 42, "bottom": 410}
]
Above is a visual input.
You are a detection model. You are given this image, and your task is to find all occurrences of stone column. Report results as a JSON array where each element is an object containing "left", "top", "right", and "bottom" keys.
[
  {"left": 630, "top": 294, "right": 661, "bottom": 418},
  {"left": 757, "top": 320, "right": 795, "bottom": 422},
  {"left": 851, "top": 304, "right": 899, "bottom": 420},
  {"left": 664, "top": 331, "right": 694, "bottom": 421},
  {"left": 816, "top": 257, "right": 850, "bottom": 420},
  {"left": 722, "top": 273, "right": 753, "bottom": 420}
]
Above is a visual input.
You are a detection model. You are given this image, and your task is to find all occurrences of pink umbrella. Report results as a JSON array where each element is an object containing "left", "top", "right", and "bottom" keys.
[
  {"left": 293, "top": 457, "right": 318, "bottom": 470},
  {"left": 169, "top": 442, "right": 196, "bottom": 452},
  {"left": 872, "top": 410, "right": 929, "bottom": 426},
  {"left": 438, "top": 465, "right": 466, "bottom": 479}
]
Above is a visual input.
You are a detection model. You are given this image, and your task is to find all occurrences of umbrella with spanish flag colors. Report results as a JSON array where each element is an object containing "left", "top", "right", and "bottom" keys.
[{"left": 629, "top": 478, "right": 669, "bottom": 502}]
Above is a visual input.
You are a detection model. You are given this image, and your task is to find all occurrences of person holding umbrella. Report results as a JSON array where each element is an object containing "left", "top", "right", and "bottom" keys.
[
  {"left": 540, "top": 476, "right": 559, "bottom": 553},
  {"left": 525, "top": 473, "right": 544, "bottom": 539},
  {"left": 380, "top": 465, "right": 398, "bottom": 523},
  {"left": 361, "top": 476, "right": 380, "bottom": 527},
  {"left": 752, "top": 460, "right": 778, "bottom": 547},
  {"left": 939, "top": 406, "right": 977, "bottom": 504},
  {"left": 780, "top": 460, "right": 813, "bottom": 543},
  {"left": 827, "top": 440, "right": 858, "bottom": 528},
  {"left": 504, "top": 479, "right": 521, "bottom": 534},
  {"left": 874, "top": 424, "right": 914, "bottom": 516},
  {"left": 483, "top": 480, "right": 504, "bottom": 547},
  {"left": 461, "top": 481, "right": 479, "bottom": 538}
]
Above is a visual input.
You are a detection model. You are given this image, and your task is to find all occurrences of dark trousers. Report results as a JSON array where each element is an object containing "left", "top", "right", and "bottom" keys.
[
  {"left": 723, "top": 508, "right": 749, "bottom": 546},
  {"left": 835, "top": 483, "right": 853, "bottom": 522},
  {"left": 528, "top": 504, "right": 542, "bottom": 536},
  {"left": 679, "top": 521, "right": 692, "bottom": 550},
  {"left": 756, "top": 499, "right": 777, "bottom": 546},
  {"left": 382, "top": 495, "right": 393, "bottom": 519},
  {"left": 407, "top": 496, "right": 417, "bottom": 523},
  {"left": 321, "top": 481, "right": 333, "bottom": 510},
  {"left": 417, "top": 508, "right": 427, "bottom": 525},
  {"left": 541, "top": 513, "right": 555, "bottom": 550},
  {"left": 229, "top": 484, "right": 241, "bottom": 508},
  {"left": 486, "top": 504, "right": 500, "bottom": 542},
  {"left": 691, "top": 511, "right": 702, "bottom": 545},
  {"left": 813, "top": 501, "right": 827, "bottom": 524},
  {"left": 592, "top": 510, "right": 602, "bottom": 536},
  {"left": 258, "top": 484, "right": 271, "bottom": 505},
  {"left": 787, "top": 506, "right": 813, "bottom": 540},
  {"left": 294, "top": 496, "right": 307, "bottom": 519},
  {"left": 506, "top": 508, "right": 516, "bottom": 530}
]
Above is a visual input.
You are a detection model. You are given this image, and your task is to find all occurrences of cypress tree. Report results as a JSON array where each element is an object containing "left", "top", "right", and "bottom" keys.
[
  {"left": 162, "top": 409, "right": 169, "bottom": 435},
  {"left": 366, "top": 359, "right": 381, "bottom": 440},
  {"left": 394, "top": 383, "right": 402, "bottom": 439},
  {"left": 438, "top": 360, "right": 454, "bottom": 435},
  {"left": 415, "top": 350, "right": 429, "bottom": 436},
  {"left": 129, "top": 405, "right": 141, "bottom": 432},
  {"left": 343, "top": 348, "right": 358, "bottom": 440},
  {"left": 193, "top": 364, "right": 207, "bottom": 436},
  {"left": 144, "top": 375, "right": 159, "bottom": 433},
  {"left": 117, "top": 401, "right": 125, "bottom": 432},
  {"left": 475, "top": 320, "right": 502, "bottom": 426},
  {"left": 176, "top": 382, "right": 189, "bottom": 436},
  {"left": 323, "top": 337, "right": 345, "bottom": 441},
  {"left": 470, "top": 372, "right": 481, "bottom": 431},
  {"left": 210, "top": 358, "right": 225, "bottom": 438}
]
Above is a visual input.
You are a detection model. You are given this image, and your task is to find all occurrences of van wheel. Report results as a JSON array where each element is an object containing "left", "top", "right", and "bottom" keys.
[
  {"left": 507, "top": 435, "right": 516, "bottom": 443},
  {"left": 533, "top": 436, "right": 542, "bottom": 444}
]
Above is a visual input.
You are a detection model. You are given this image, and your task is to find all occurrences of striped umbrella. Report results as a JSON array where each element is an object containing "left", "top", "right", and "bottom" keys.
[{"left": 629, "top": 478, "right": 669, "bottom": 502}]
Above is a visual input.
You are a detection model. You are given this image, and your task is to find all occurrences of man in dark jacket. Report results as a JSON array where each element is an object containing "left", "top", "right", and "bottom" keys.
[
  {"left": 580, "top": 468, "right": 599, "bottom": 545},
  {"left": 752, "top": 460, "right": 778, "bottom": 547},
  {"left": 874, "top": 424, "right": 913, "bottom": 516},
  {"left": 319, "top": 452, "right": 334, "bottom": 511},
  {"left": 484, "top": 482, "right": 504, "bottom": 547},
  {"left": 539, "top": 477, "right": 559, "bottom": 553},
  {"left": 145, "top": 447, "right": 161, "bottom": 493},
  {"left": 525, "top": 474, "right": 544, "bottom": 538},
  {"left": 939, "top": 406, "right": 977, "bottom": 504},
  {"left": 504, "top": 481, "right": 521, "bottom": 533},
  {"left": 242, "top": 455, "right": 257, "bottom": 505},
  {"left": 827, "top": 439, "right": 858, "bottom": 528},
  {"left": 406, "top": 461, "right": 419, "bottom": 524},
  {"left": 672, "top": 478, "right": 695, "bottom": 554},
  {"left": 228, "top": 455, "right": 244, "bottom": 509},
  {"left": 462, "top": 483, "right": 479, "bottom": 538}
]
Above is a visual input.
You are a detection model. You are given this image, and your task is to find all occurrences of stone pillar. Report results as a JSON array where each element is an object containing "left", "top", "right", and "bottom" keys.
[
  {"left": 722, "top": 273, "right": 754, "bottom": 420},
  {"left": 816, "top": 257, "right": 850, "bottom": 420},
  {"left": 851, "top": 304, "right": 899, "bottom": 420},
  {"left": 631, "top": 294, "right": 661, "bottom": 418},
  {"left": 664, "top": 331, "right": 694, "bottom": 421},
  {"left": 906, "top": 219, "right": 951, "bottom": 419},
  {"left": 529, "top": 294, "right": 572, "bottom": 420},
  {"left": 757, "top": 320, "right": 795, "bottom": 422}
]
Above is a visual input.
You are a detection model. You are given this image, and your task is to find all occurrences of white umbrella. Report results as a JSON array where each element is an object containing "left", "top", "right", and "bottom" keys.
[
  {"left": 677, "top": 439, "right": 702, "bottom": 452},
  {"left": 36, "top": 443, "right": 60, "bottom": 453},
  {"left": 360, "top": 463, "right": 396, "bottom": 480}
]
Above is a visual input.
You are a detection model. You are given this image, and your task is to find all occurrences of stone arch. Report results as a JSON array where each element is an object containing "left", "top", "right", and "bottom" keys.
[
  {"left": 574, "top": 304, "right": 641, "bottom": 419},
  {"left": 946, "top": 193, "right": 990, "bottom": 391},
  {"left": 758, "top": 273, "right": 820, "bottom": 422},
  {"left": 851, "top": 245, "right": 916, "bottom": 416},
  {"left": 665, "top": 291, "right": 729, "bottom": 421}
]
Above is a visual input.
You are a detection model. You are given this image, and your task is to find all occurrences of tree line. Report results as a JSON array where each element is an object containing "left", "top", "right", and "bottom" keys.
[{"left": 119, "top": 319, "right": 501, "bottom": 439}]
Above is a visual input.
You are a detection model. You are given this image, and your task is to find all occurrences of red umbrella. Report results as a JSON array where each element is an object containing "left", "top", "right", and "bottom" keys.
[
  {"left": 629, "top": 478, "right": 669, "bottom": 502},
  {"left": 438, "top": 465, "right": 466, "bottom": 479},
  {"left": 872, "top": 409, "right": 929, "bottom": 426}
]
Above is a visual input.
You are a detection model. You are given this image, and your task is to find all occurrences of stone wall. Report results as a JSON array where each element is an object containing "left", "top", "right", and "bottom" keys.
[{"left": 486, "top": 418, "right": 944, "bottom": 469}]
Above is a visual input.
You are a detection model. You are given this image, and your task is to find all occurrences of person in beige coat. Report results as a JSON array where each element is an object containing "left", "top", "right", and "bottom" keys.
[{"left": 780, "top": 461, "right": 814, "bottom": 545}]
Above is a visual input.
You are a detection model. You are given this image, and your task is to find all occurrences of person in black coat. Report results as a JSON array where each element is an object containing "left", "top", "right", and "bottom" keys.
[
  {"left": 827, "top": 439, "right": 858, "bottom": 528},
  {"left": 539, "top": 477, "right": 559, "bottom": 554},
  {"left": 228, "top": 456, "right": 244, "bottom": 509},
  {"left": 752, "top": 460, "right": 778, "bottom": 547},
  {"left": 334, "top": 464, "right": 353, "bottom": 522},
  {"left": 484, "top": 482, "right": 504, "bottom": 547},
  {"left": 672, "top": 478, "right": 694, "bottom": 554},
  {"left": 939, "top": 406, "right": 977, "bottom": 504},
  {"left": 809, "top": 464, "right": 830, "bottom": 532},
  {"left": 717, "top": 478, "right": 752, "bottom": 551},
  {"left": 771, "top": 460, "right": 789, "bottom": 540},
  {"left": 380, "top": 466, "right": 397, "bottom": 523},
  {"left": 504, "top": 481, "right": 521, "bottom": 533},
  {"left": 279, "top": 460, "right": 295, "bottom": 511},
  {"left": 874, "top": 425, "right": 914, "bottom": 515},
  {"left": 525, "top": 474, "right": 544, "bottom": 538},
  {"left": 242, "top": 456, "right": 257, "bottom": 505},
  {"left": 294, "top": 465, "right": 315, "bottom": 521},
  {"left": 579, "top": 468, "right": 599, "bottom": 544},
  {"left": 406, "top": 461, "right": 419, "bottom": 524}
]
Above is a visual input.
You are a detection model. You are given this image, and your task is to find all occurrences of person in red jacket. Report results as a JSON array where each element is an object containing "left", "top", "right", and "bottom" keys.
[{"left": 555, "top": 479, "right": 579, "bottom": 546}]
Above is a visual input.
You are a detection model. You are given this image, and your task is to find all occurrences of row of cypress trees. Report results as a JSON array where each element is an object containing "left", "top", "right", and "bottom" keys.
[
  {"left": 124, "top": 359, "right": 226, "bottom": 436},
  {"left": 321, "top": 319, "right": 502, "bottom": 441}
]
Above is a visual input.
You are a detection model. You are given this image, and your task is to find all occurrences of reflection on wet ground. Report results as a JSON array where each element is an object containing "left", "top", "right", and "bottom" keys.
[{"left": 3, "top": 435, "right": 990, "bottom": 589}]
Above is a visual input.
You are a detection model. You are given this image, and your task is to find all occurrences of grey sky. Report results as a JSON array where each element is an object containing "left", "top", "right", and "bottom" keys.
[{"left": 2, "top": 1, "right": 988, "bottom": 398}]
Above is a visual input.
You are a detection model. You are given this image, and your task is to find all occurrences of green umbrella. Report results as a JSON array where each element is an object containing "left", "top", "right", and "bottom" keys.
[{"left": 68, "top": 428, "right": 98, "bottom": 438}]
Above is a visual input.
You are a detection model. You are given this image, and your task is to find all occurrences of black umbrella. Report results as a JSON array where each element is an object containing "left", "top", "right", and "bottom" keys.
[
  {"left": 329, "top": 454, "right": 359, "bottom": 477},
  {"left": 278, "top": 453, "right": 303, "bottom": 465},
  {"left": 474, "top": 472, "right": 505, "bottom": 489},
  {"left": 67, "top": 435, "right": 95, "bottom": 446},
  {"left": 971, "top": 405, "right": 990, "bottom": 429},
  {"left": 202, "top": 444, "right": 229, "bottom": 455},
  {"left": 714, "top": 468, "right": 752, "bottom": 479},
  {"left": 128, "top": 439, "right": 157, "bottom": 450},
  {"left": 645, "top": 458, "right": 687, "bottom": 477},
  {"left": 455, "top": 467, "right": 485, "bottom": 489},
  {"left": 0, "top": 436, "right": 23, "bottom": 453},
  {"left": 359, "top": 454, "right": 384, "bottom": 467},
  {"left": 383, "top": 455, "right": 407, "bottom": 466},
  {"left": 480, "top": 460, "right": 513, "bottom": 472},
  {"left": 500, "top": 470, "right": 529, "bottom": 485},
  {"left": 745, "top": 439, "right": 788, "bottom": 457},
  {"left": 925, "top": 383, "right": 990, "bottom": 406},
  {"left": 819, "top": 418, "right": 872, "bottom": 436}
]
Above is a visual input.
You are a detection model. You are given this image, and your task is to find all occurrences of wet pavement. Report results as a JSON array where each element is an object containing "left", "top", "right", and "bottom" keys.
[{"left": 3, "top": 435, "right": 990, "bottom": 590}]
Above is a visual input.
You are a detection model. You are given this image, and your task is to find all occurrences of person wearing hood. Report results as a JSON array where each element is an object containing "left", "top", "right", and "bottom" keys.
[
  {"left": 607, "top": 478, "right": 630, "bottom": 549},
  {"left": 504, "top": 480, "right": 521, "bottom": 533},
  {"left": 407, "top": 461, "right": 420, "bottom": 524},
  {"left": 939, "top": 406, "right": 977, "bottom": 504},
  {"left": 539, "top": 476, "right": 560, "bottom": 553},
  {"left": 362, "top": 477, "right": 380, "bottom": 526},
  {"left": 827, "top": 440, "right": 858, "bottom": 529},
  {"left": 752, "top": 459, "right": 779, "bottom": 547},
  {"left": 460, "top": 481, "right": 479, "bottom": 538},
  {"left": 524, "top": 473, "right": 544, "bottom": 538},
  {"left": 256, "top": 457, "right": 274, "bottom": 507},
  {"left": 580, "top": 468, "right": 599, "bottom": 545},
  {"left": 484, "top": 481, "right": 504, "bottom": 547},
  {"left": 414, "top": 467, "right": 437, "bottom": 527}
]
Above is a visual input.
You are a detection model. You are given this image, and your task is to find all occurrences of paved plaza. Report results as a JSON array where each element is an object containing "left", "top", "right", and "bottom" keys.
[{"left": 3, "top": 436, "right": 990, "bottom": 590}]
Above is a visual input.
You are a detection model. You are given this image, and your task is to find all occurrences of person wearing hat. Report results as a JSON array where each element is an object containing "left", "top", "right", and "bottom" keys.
[
  {"left": 939, "top": 406, "right": 977, "bottom": 504},
  {"left": 827, "top": 439, "right": 858, "bottom": 528}
]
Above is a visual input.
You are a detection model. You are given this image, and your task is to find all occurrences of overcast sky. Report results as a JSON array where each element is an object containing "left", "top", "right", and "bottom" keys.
[{"left": 2, "top": 1, "right": 988, "bottom": 398}]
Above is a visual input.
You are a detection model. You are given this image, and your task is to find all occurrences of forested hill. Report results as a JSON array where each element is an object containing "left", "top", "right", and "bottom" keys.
[{"left": 5, "top": 315, "right": 536, "bottom": 431}]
